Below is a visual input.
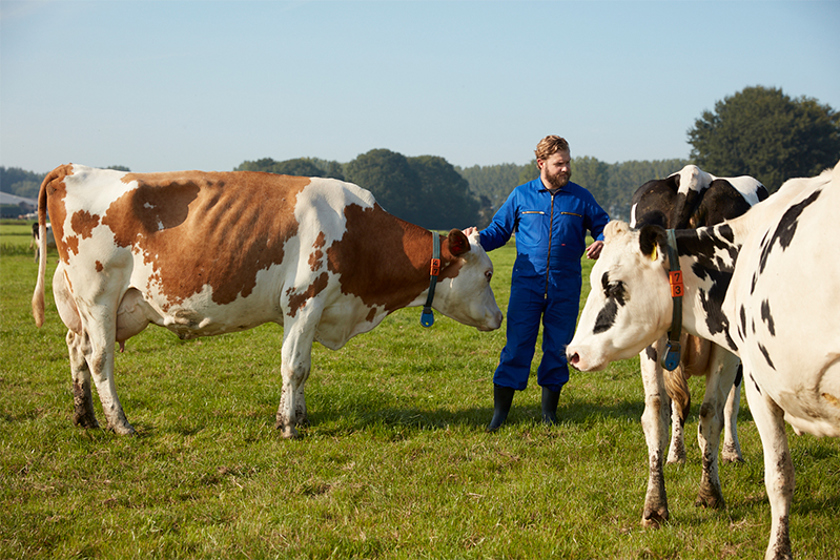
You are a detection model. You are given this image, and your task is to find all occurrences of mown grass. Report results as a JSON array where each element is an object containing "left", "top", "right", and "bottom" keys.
[{"left": 1, "top": 221, "right": 838, "bottom": 560}]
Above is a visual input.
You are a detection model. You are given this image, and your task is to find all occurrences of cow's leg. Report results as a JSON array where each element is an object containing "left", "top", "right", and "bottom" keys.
[
  {"left": 744, "top": 370, "right": 793, "bottom": 560},
  {"left": 80, "top": 304, "right": 133, "bottom": 435},
  {"left": 666, "top": 385, "right": 688, "bottom": 464},
  {"left": 276, "top": 315, "right": 317, "bottom": 439},
  {"left": 67, "top": 329, "right": 98, "bottom": 429},
  {"left": 694, "top": 347, "right": 738, "bottom": 509},
  {"left": 639, "top": 338, "right": 671, "bottom": 527},
  {"left": 721, "top": 365, "right": 744, "bottom": 463}
]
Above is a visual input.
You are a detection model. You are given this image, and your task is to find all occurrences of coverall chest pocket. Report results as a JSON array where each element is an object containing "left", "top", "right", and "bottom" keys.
[{"left": 517, "top": 210, "right": 548, "bottom": 247}]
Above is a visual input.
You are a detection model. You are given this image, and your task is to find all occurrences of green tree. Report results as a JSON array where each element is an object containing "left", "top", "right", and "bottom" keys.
[
  {"left": 345, "top": 149, "right": 423, "bottom": 222},
  {"left": 408, "top": 155, "right": 479, "bottom": 230},
  {"left": 688, "top": 86, "right": 840, "bottom": 191},
  {"left": 235, "top": 157, "right": 344, "bottom": 179}
]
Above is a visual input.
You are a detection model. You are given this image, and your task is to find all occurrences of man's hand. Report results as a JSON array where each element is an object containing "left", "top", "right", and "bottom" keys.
[{"left": 585, "top": 240, "right": 604, "bottom": 260}]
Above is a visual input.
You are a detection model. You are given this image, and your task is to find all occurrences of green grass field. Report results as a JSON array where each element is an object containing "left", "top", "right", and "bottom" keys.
[{"left": 1, "top": 221, "right": 838, "bottom": 559}]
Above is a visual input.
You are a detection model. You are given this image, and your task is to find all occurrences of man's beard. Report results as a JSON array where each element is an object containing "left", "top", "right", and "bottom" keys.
[{"left": 547, "top": 169, "right": 571, "bottom": 190}]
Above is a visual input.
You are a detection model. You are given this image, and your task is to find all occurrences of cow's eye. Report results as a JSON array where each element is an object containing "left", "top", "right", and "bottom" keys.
[
  {"left": 604, "top": 280, "right": 626, "bottom": 305},
  {"left": 485, "top": 270, "right": 493, "bottom": 282}
]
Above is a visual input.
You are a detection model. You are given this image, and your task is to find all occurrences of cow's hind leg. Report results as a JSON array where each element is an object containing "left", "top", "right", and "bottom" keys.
[
  {"left": 639, "top": 339, "right": 671, "bottom": 527},
  {"left": 694, "top": 348, "right": 738, "bottom": 509},
  {"left": 744, "top": 369, "right": 793, "bottom": 560},
  {"left": 721, "top": 365, "right": 744, "bottom": 463},
  {"left": 67, "top": 330, "right": 98, "bottom": 429},
  {"left": 275, "top": 315, "right": 317, "bottom": 439},
  {"left": 81, "top": 306, "right": 134, "bottom": 435}
]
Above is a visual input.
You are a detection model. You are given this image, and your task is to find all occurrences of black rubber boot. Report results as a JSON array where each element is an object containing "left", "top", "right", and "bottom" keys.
[
  {"left": 486, "top": 384, "right": 516, "bottom": 432},
  {"left": 541, "top": 387, "right": 561, "bottom": 425}
]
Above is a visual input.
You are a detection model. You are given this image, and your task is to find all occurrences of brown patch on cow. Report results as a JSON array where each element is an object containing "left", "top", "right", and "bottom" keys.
[
  {"left": 95, "top": 261, "right": 104, "bottom": 272},
  {"left": 308, "top": 231, "right": 326, "bottom": 271},
  {"left": 326, "top": 203, "right": 454, "bottom": 313},
  {"left": 43, "top": 164, "right": 74, "bottom": 264},
  {"left": 64, "top": 235, "right": 80, "bottom": 257},
  {"left": 70, "top": 210, "right": 100, "bottom": 239},
  {"left": 286, "top": 272, "right": 329, "bottom": 317},
  {"left": 823, "top": 393, "right": 840, "bottom": 407},
  {"left": 365, "top": 307, "right": 377, "bottom": 323},
  {"left": 101, "top": 171, "right": 311, "bottom": 310}
]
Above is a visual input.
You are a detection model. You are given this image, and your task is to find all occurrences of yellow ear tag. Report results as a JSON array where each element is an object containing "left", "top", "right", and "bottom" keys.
[{"left": 650, "top": 245, "right": 658, "bottom": 262}]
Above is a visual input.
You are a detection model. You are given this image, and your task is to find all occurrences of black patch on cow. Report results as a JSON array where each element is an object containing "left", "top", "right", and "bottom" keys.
[
  {"left": 758, "top": 189, "right": 822, "bottom": 274},
  {"left": 594, "top": 300, "right": 619, "bottom": 334},
  {"left": 750, "top": 373, "right": 762, "bottom": 395},
  {"left": 760, "top": 299, "right": 776, "bottom": 336},
  {"left": 692, "top": 263, "right": 737, "bottom": 351},
  {"left": 758, "top": 343, "right": 776, "bottom": 370},
  {"left": 601, "top": 272, "right": 627, "bottom": 305},
  {"left": 593, "top": 272, "right": 626, "bottom": 334},
  {"left": 735, "top": 364, "right": 743, "bottom": 387},
  {"left": 678, "top": 228, "right": 738, "bottom": 273},
  {"left": 739, "top": 305, "right": 747, "bottom": 342},
  {"left": 631, "top": 177, "right": 678, "bottom": 228},
  {"left": 645, "top": 345, "right": 658, "bottom": 363},
  {"left": 688, "top": 181, "right": 752, "bottom": 229},
  {"left": 673, "top": 190, "right": 698, "bottom": 229}
]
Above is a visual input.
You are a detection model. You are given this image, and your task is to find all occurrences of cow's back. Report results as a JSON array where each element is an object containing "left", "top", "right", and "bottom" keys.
[
  {"left": 728, "top": 165, "right": 840, "bottom": 436},
  {"left": 48, "top": 165, "right": 379, "bottom": 337}
]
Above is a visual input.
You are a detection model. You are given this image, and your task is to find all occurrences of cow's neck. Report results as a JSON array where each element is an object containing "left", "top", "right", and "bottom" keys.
[
  {"left": 673, "top": 224, "right": 742, "bottom": 354},
  {"left": 372, "top": 224, "right": 445, "bottom": 311}
]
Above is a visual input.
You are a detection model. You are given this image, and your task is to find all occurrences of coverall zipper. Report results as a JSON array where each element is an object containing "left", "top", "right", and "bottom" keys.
[{"left": 544, "top": 191, "right": 557, "bottom": 298}]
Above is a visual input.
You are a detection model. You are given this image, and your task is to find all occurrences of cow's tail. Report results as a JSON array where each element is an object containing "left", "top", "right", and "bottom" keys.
[
  {"left": 663, "top": 367, "right": 691, "bottom": 427},
  {"left": 31, "top": 172, "right": 51, "bottom": 328}
]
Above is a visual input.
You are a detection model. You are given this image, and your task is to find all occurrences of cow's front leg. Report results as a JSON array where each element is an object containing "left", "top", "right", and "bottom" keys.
[
  {"left": 744, "top": 369, "right": 793, "bottom": 560},
  {"left": 694, "top": 348, "right": 737, "bottom": 509},
  {"left": 67, "top": 329, "right": 98, "bottom": 429},
  {"left": 276, "top": 316, "right": 316, "bottom": 439},
  {"left": 639, "top": 340, "right": 671, "bottom": 527}
]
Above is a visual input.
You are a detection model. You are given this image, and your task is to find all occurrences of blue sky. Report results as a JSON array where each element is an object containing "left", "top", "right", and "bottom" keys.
[{"left": 1, "top": 0, "right": 838, "bottom": 174}]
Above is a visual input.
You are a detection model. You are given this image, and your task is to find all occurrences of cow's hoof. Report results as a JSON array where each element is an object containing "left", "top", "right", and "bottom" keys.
[
  {"left": 73, "top": 413, "right": 100, "bottom": 429},
  {"left": 695, "top": 492, "right": 725, "bottom": 509},
  {"left": 721, "top": 446, "right": 744, "bottom": 464},
  {"left": 641, "top": 509, "right": 668, "bottom": 529},
  {"left": 108, "top": 422, "right": 136, "bottom": 436},
  {"left": 275, "top": 419, "right": 300, "bottom": 439}
]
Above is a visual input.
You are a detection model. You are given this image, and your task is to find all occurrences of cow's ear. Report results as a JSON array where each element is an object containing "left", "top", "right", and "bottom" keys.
[
  {"left": 446, "top": 229, "right": 471, "bottom": 257},
  {"left": 639, "top": 225, "right": 666, "bottom": 262}
]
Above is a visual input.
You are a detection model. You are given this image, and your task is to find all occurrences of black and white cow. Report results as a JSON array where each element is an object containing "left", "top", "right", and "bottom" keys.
[
  {"left": 629, "top": 165, "right": 768, "bottom": 527},
  {"left": 567, "top": 161, "right": 840, "bottom": 560}
]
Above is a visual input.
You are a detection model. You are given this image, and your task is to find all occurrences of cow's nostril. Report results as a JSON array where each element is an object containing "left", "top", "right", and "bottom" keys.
[{"left": 568, "top": 352, "right": 579, "bottom": 366}]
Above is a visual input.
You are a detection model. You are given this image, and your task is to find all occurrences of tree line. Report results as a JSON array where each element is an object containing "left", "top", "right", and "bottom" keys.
[{"left": 3, "top": 86, "right": 837, "bottom": 228}]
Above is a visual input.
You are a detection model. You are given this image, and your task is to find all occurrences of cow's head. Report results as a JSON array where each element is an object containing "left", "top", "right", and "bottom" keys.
[
  {"left": 566, "top": 221, "right": 672, "bottom": 371},
  {"left": 435, "top": 229, "right": 503, "bottom": 332}
]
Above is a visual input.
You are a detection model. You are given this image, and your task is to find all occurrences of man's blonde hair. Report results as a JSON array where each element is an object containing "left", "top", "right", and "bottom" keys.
[{"left": 535, "top": 135, "right": 570, "bottom": 161}]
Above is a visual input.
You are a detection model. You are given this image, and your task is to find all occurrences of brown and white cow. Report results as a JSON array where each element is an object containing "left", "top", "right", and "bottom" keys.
[
  {"left": 32, "top": 164, "right": 502, "bottom": 438},
  {"left": 567, "top": 161, "right": 840, "bottom": 560},
  {"left": 629, "top": 165, "right": 768, "bottom": 527}
]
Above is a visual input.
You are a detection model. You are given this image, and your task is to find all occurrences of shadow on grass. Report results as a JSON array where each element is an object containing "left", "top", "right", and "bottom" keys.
[{"left": 309, "top": 395, "right": 647, "bottom": 436}]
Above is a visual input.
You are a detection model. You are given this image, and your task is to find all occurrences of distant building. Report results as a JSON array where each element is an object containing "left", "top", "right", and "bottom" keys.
[{"left": 0, "top": 191, "right": 38, "bottom": 218}]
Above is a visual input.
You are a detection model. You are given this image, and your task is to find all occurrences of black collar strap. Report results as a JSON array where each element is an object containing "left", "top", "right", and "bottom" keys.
[
  {"left": 420, "top": 233, "right": 441, "bottom": 327},
  {"left": 661, "top": 229, "right": 684, "bottom": 371}
]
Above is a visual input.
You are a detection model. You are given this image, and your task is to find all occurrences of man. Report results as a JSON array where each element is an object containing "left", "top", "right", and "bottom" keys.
[{"left": 469, "top": 136, "right": 609, "bottom": 431}]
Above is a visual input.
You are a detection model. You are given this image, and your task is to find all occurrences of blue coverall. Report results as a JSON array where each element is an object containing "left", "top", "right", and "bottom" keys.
[{"left": 479, "top": 178, "right": 610, "bottom": 393}]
